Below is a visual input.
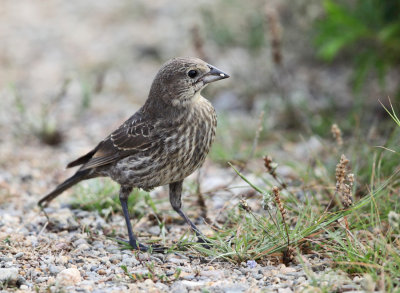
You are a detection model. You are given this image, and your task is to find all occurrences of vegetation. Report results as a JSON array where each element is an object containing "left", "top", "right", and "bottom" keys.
[{"left": 315, "top": 0, "right": 400, "bottom": 94}]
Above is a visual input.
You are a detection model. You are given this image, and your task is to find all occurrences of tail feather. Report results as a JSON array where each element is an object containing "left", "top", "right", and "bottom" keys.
[{"left": 38, "top": 170, "right": 89, "bottom": 207}]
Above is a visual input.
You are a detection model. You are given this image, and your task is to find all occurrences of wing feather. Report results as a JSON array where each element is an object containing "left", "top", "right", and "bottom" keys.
[{"left": 75, "top": 112, "right": 159, "bottom": 171}]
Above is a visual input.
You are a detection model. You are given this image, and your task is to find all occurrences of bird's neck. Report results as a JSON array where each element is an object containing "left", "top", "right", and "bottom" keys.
[{"left": 144, "top": 91, "right": 211, "bottom": 119}]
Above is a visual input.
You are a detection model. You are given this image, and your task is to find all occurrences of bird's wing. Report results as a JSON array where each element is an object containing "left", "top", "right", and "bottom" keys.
[{"left": 67, "top": 114, "right": 158, "bottom": 171}]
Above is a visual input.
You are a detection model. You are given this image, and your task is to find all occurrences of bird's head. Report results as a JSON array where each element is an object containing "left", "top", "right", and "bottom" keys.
[{"left": 148, "top": 57, "right": 229, "bottom": 108}]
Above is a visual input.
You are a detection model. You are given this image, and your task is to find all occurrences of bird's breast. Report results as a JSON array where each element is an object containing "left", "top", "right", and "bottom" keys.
[{"left": 169, "top": 97, "right": 217, "bottom": 178}]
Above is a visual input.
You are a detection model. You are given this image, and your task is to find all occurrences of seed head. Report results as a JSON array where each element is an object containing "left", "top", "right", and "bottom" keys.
[
  {"left": 331, "top": 124, "right": 343, "bottom": 146},
  {"left": 335, "top": 155, "right": 354, "bottom": 208}
]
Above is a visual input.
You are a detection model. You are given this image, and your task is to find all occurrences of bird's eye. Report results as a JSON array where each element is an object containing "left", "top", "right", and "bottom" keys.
[{"left": 187, "top": 70, "right": 198, "bottom": 78}]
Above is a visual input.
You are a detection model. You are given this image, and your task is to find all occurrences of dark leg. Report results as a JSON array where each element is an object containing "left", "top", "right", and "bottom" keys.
[
  {"left": 119, "top": 186, "right": 149, "bottom": 250},
  {"left": 169, "top": 181, "right": 209, "bottom": 246}
]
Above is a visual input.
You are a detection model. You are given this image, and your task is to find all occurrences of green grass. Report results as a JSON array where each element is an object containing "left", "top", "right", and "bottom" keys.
[
  {"left": 186, "top": 110, "right": 400, "bottom": 290},
  {"left": 69, "top": 178, "right": 151, "bottom": 220}
]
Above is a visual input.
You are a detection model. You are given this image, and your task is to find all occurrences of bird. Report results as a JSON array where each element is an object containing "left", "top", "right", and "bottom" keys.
[{"left": 38, "top": 57, "right": 229, "bottom": 251}]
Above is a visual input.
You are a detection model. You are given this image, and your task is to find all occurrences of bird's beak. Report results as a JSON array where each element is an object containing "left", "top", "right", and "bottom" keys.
[{"left": 202, "top": 65, "right": 230, "bottom": 84}]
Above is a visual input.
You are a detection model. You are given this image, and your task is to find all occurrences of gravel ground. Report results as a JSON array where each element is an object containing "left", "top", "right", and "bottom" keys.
[
  {"left": 0, "top": 153, "right": 369, "bottom": 292},
  {"left": 0, "top": 190, "right": 369, "bottom": 293}
]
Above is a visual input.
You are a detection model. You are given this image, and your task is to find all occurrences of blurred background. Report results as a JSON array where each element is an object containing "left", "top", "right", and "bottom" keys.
[{"left": 0, "top": 0, "right": 400, "bottom": 192}]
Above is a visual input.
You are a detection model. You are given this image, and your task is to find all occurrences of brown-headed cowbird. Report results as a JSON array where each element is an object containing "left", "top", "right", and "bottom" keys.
[{"left": 39, "top": 57, "right": 229, "bottom": 251}]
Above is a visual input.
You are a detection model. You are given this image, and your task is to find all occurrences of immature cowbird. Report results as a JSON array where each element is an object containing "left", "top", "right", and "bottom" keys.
[{"left": 39, "top": 57, "right": 229, "bottom": 251}]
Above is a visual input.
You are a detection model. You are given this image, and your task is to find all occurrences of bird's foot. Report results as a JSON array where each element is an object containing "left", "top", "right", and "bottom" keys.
[{"left": 116, "top": 238, "right": 167, "bottom": 253}]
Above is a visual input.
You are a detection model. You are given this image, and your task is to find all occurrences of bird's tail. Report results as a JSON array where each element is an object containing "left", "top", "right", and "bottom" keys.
[{"left": 38, "top": 170, "right": 90, "bottom": 208}]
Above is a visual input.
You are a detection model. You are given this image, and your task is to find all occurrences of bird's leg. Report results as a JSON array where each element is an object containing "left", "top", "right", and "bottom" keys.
[
  {"left": 169, "top": 181, "right": 210, "bottom": 246},
  {"left": 119, "top": 186, "right": 166, "bottom": 252},
  {"left": 119, "top": 186, "right": 146, "bottom": 250}
]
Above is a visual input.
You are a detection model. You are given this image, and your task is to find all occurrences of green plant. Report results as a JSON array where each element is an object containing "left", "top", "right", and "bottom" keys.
[
  {"left": 315, "top": 0, "right": 400, "bottom": 92},
  {"left": 69, "top": 179, "right": 149, "bottom": 220}
]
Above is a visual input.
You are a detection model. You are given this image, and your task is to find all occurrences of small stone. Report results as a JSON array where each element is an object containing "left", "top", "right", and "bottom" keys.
[
  {"left": 179, "top": 280, "right": 206, "bottom": 288},
  {"left": 77, "top": 243, "right": 90, "bottom": 251},
  {"left": 56, "top": 268, "right": 81, "bottom": 286},
  {"left": 56, "top": 256, "right": 69, "bottom": 265},
  {"left": 0, "top": 268, "right": 19, "bottom": 285},
  {"left": 16, "top": 276, "right": 27, "bottom": 286},
  {"left": 170, "top": 281, "right": 188, "bottom": 293},
  {"left": 49, "top": 265, "right": 62, "bottom": 275},
  {"left": 200, "top": 270, "right": 224, "bottom": 279},
  {"left": 278, "top": 288, "right": 293, "bottom": 293},
  {"left": 121, "top": 258, "right": 139, "bottom": 267},
  {"left": 14, "top": 252, "right": 24, "bottom": 259},
  {"left": 222, "top": 285, "right": 247, "bottom": 293},
  {"left": 36, "top": 277, "right": 48, "bottom": 283},
  {"left": 276, "top": 273, "right": 294, "bottom": 280},
  {"left": 293, "top": 276, "right": 306, "bottom": 285},
  {"left": 138, "top": 253, "right": 150, "bottom": 261},
  {"left": 98, "top": 269, "right": 106, "bottom": 275},
  {"left": 90, "top": 266, "right": 98, "bottom": 272},
  {"left": 49, "top": 209, "right": 79, "bottom": 231},
  {"left": 361, "top": 274, "right": 375, "bottom": 292},
  {"left": 167, "top": 257, "right": 186, "bottom": 265},
  {"left": 181, "top": 273, "right": 195, "bottom": 281},
  {"left": 253, "top": 273, "right": 263, "bottom": 280},
  {"left": 341, "top": 284, "right": 360, "bottom": 291},
  {"left": 148, "top": 225, "right": 161, "bottom": 235},
  {"left": 353, "top": 276, "right": 362, "bottom": 283},
  {"left": 271, "top": 277, "right": 280, "bottom": 284},
  {"left": 280, "top": 266, "right": 296, "bottom": 274},
  {"left": 73, "top": 238, "right": 88, "bottom": 247},
  {"left": 110, "top": 255, "right": 122, "bottom": 264},
  {"left": 20, "top": 285, "right": 29, "bottom": 290}
]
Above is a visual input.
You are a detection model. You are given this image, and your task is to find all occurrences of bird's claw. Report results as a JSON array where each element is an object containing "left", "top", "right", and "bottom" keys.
[{"left": 116, "top": 237, "right": 167, "bottom": 253}]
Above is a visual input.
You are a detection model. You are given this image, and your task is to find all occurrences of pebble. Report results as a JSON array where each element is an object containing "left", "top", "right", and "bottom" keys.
[
  {"left": 77, "top": 243, "right": 91, "bottom": 251},
  {"left": 168, "top": 257, "right": 186, "bottom": 265},
  {"left": 49, "top": 265, "right": 62, "bottom": 275},
  {"left": 170, "top": 281, "right": 188, "bottom": 293},
  {"left": 121, "top": 258, "right": 139, "bottom": 267},
  {"left": 138, "top": 253, "right": 150, "bottom": 261},
  {"left": 148, "top": 225, "right": 161, "bottom": 235},
  {"left": 36, "top": 277, "right": 48, "bottom": 283},
  {"left": 56, "top": 268, "right": 81, "bottom": 286},
  {"left": 17, "top": 276, "right": 27, "bottom": 286},
  {"left": 276, "top": 273, "right": 294, "bottom": 280},
  {"left": 73, "top": 238, "right": 88, "bottom": 247},
  {"left": 14, "top": 252, "right": 24, "bottom": 259},
  {"left": 278, "top": 288, "right": 293, "bottom": 293},
  {"left": 200, "top": 270, "right": 224, "bottom": 279},
  {"left": 49, "top": 209, "right": 79, "bottom": 231},
  {"left": 222, "top": 285, "right": 247, "bottom": 293},
  {"left": 0, "top": 268, "right": 19, "bottom": 285}
]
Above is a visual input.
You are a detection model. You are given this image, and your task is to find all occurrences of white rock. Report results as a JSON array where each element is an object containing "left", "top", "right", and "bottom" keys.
[
  {"left": 0, "top": 268, "right": 18, "bottom": 284},
  {"left": 20, "top": 284, "right": 29, "bottom": 290},
  {"left": 56, "top": 268, "right": 81, "bottom": 286}
]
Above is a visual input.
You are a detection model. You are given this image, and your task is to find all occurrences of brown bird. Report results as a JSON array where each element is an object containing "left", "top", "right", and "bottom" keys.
[{"left": 39, "top": 57, "right": 229, "bottom": 251}]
